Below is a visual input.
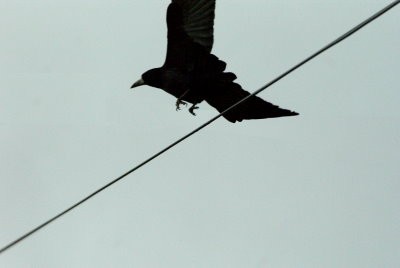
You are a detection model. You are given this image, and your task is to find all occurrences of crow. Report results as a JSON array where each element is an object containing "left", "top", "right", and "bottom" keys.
[{"left": 131, "top": 0, "right": 298, "bottom": 123}]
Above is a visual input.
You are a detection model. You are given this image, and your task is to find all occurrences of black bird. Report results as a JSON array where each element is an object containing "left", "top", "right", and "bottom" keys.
[{"left": 131, "top": 0, "right": 298, "bottom": 123}]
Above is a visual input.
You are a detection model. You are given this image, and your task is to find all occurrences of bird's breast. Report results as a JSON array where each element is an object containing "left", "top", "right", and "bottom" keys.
[{"left": 161, "top": 69, "right": 203, "bottom": 103}]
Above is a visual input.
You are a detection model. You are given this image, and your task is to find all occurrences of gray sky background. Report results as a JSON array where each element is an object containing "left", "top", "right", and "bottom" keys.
[{"left": 0, "top": 0, "right": 399, "bottom": 267}]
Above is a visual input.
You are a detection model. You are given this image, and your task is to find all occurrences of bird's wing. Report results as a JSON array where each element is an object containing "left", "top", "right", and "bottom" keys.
[
  {"left": 205, "top": 81, "right": 299, "bottom": 123},
  {"left": 171, "top": 0, "right": 215, "bottom": 52},
  {"left": 163, "top": 1, "right": 216, "bottom": 68}
]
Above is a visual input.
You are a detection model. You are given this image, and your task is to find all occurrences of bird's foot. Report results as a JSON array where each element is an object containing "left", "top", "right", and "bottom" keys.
[
  {"left": 189, "top": 104, "right": 199, "bottom": 116},
  {"left": 175, "top": 99, "right": 187, "bottom": 111}
]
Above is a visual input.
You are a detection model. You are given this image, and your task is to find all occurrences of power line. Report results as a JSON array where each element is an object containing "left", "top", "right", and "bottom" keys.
[{"left": 1, "top": 0, "right": 399, "bottom": 255}]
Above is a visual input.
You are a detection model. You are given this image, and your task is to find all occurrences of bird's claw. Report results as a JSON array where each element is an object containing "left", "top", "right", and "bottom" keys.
[
  {"left": 176, "top": 99, "right": 187, "bottom": 111},
  {"left": 189, "top": 105, "right": 199, "bottom": 116}
]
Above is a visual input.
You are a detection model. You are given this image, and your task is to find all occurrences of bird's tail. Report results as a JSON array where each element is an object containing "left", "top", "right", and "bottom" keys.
[
  {"left": 199, "top": 54, "right": 298, "bottom": 123},
  {"left": 205, "top": 81, "right": 298, "bottom": 123}
]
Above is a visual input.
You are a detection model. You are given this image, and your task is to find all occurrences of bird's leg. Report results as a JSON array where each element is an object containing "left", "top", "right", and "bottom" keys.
[
  {"left": 175, "top": 89, "right": 190, "bottom": 111},
  {"left": 189, "top": 103, "right": 199, "bottom": 116},
  {"left": 175, "top": 99, "right": 187, "bottom": 111}
]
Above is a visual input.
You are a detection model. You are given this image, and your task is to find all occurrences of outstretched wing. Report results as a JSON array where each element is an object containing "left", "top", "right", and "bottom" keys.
[
  {"left": 164, "top": 1, "right": 215, "bottom": 68},
  {"left": 205, "top": 81, "right": 299, "bottom": 123},
  {"left": 171, "top": 0, "right": 215, "bottom": 52}
]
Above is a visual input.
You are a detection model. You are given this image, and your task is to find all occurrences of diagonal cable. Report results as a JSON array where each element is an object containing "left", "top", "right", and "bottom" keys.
[{"left": 1, "top": 0, "right": 399, "bottom": 255}]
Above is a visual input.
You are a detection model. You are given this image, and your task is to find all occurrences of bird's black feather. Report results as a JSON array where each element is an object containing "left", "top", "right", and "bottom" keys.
[{"left": 171, "top": 0, "right": 215, "bottom": 52}]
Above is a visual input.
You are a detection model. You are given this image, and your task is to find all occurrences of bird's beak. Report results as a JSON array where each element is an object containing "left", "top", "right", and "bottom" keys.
[{"left": 131, "top": 78, "right": 145, "bottom": 88}]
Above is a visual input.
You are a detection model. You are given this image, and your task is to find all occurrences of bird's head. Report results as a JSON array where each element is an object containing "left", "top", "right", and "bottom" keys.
[{"left": 131, "top": 68, "right": 163, "bottom": 89}]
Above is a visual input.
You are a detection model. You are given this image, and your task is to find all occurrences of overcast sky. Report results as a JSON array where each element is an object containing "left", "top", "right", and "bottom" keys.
[{"left": 1, "top": 0, "right": 399, "bottom": 267}]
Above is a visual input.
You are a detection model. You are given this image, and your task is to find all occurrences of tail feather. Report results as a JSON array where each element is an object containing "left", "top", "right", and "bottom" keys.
[
  {"left": 196, "top": 53, "right": 298, "bottom": 123},
  {"left": 205, "top": 81, "right": 298, "bottom": 123}
]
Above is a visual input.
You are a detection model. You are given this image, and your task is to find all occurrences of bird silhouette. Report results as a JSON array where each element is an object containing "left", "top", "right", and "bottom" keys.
[{"left": 131, "top": 0, "right": 298, "bottom": 123}]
